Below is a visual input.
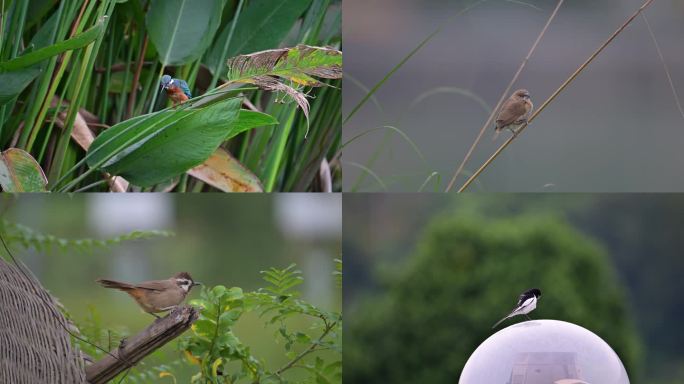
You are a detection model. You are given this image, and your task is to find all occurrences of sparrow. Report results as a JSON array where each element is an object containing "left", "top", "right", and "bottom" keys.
[
  {"left": 493, "top": 89, "right": 533, "bottom": 140},
  {"left": 160, "top": 74, "right": 192, "bottom": 108},
  {"left": 492, "top": 288, "right": 542, "bottom": 329},
  {"left": 97, "top": 272, "right": 201, "bottom": 318}
]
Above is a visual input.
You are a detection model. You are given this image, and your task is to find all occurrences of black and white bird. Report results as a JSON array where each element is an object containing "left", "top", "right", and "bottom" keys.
[{"left": 491, "top": 288, "right": 542, "bottom": 329}]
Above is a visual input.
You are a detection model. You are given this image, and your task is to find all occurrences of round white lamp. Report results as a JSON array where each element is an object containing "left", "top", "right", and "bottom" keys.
[{"left": 459, "top": 320, "right": 629, "bottom": 384}]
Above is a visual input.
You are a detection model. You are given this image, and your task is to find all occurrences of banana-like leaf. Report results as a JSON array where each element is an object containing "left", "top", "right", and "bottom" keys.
[
  {"left": 146, "top": 0, "right": 224, "bottom": 66},
  {"left": 0, "top": 149, "right": 48, "bottom": 192},
  {"left": 231, "top": 110, "right": 278, "bottom": 139},
  {"left": 188, "top": 148, "right": 263, "bottom": 192},
  {"left": 225, "top": 45, "right": 342, "bottom": 120},
  {"left": 87, "top": 98, "right": 243, "bottom": 187}
]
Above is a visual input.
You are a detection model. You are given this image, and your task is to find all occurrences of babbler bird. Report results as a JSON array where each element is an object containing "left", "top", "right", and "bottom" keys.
[
  {"left": 97, "top": 272, "right": 201, "bottom": 318},
  {"left": 160, "top": 74, "right": 192, "bottom": 108},
  {"left": 494, "top": 89, "right": 533, "bottom": 140},
  {"left": 492, "top": 288, "right": 542, "bottom": 329}
]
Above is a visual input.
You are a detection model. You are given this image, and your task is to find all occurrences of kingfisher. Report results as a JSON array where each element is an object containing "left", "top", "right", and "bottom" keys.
[{"left": 160, "top": 74, "right": 192, "bottom": 108}]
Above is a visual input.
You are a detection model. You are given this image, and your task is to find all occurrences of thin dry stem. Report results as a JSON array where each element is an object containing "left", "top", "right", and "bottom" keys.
[
  {"left": 641, "top": 13, "right": 684, "bottom": 121},
  {"left": 126, "top": 35, "right": 148, "bottom": 120},
  {"left": 458, "top": 0, "right": 655, "bottom": 193},
  {"left": 445, "top": 0, "right": 564, "bottom": 192}
]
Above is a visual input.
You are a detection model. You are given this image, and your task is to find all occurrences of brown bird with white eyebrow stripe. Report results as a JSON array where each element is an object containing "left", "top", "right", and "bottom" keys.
[
  {"left": 493, "top": 89, "right": 533, "bottom": 140},
  {"left": 97, "top": 272, "right": 201, "bottom": 318}
]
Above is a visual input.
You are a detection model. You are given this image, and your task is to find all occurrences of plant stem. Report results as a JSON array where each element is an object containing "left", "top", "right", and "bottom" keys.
[
  {"left": 274, "top": 321, "right": 336, "bottom": 377},
  {"left": 445, "top": 0, "right": 565, "bottom": 192},
  {"left": 458, "top": 0, "right": 655, "bottom": 193},
  {"left": 641, "top": 13, "right": 684, "bottom": 121}
]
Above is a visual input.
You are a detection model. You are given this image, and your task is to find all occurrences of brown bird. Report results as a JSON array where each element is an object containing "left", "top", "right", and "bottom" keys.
[
  {"left": 494, "top": 89, "right": 533, "bottom": 140},
  {"left": 97, "top": 272, "right": 201, "bottom": 318}
]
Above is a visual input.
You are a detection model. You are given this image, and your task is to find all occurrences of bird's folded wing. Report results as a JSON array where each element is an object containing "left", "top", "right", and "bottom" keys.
[
  {"left": 516, "top": 291, "right": 533, "bottom": 307},
  {"left": 176, "top": 79, "right": 192, "bottom": 98},
  {"left": 133, "top": 281, "right": 167, "bottom": 291},
  {"left": 497, "top": 99, "right": 527, "bottom": 127}
]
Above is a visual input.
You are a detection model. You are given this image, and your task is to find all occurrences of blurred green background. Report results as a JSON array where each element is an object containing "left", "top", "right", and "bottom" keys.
[
  {"left": 344, "top": 194, "right": 684, "bottom": 384},
  {"left": 0, "top": 194, "right": 341, "bottom": 382}
]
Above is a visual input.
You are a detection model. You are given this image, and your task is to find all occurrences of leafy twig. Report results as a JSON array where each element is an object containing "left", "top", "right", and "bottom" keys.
[{"left": 274, "top": 319, "right": 336, "bottom": 377}]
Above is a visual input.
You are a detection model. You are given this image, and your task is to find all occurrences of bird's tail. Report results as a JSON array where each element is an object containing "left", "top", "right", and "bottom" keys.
[
  {"left": 97, "top": 279, "right": 134, "bottom": 291},
  {"left": 491, "top": 315, "right": 510, "bottom": 329}
]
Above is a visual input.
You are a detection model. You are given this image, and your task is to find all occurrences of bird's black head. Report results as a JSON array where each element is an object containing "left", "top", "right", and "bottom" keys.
[{"left": 526, "top": 288, "right": 542, "bottom": 298}]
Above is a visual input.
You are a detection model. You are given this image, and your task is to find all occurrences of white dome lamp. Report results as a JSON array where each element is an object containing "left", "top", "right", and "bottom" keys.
[{"left": 459, "top": 320, "right": 630, "bottom": 384}]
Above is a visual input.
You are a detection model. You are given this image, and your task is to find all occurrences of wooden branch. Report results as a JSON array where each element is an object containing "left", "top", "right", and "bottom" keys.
[{"left": 85, "top": 306, "right": 199, "bottom": 384}]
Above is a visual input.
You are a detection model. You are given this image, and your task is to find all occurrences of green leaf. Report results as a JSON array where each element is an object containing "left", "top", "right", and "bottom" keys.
[
  {"left": 86, "top": 98, "right": 242, "bottom": 187},
  {"left": 146, "top": 0, "right": 225, "bottom": 66},
  {"left": 212, "top": 285, "right": 227, "bottom": 298},
  {"left": 231, "top": 110, "right": 278, "bottom": 140},
  {"left": 205, "top": 0, "right": 313, "bottom": 76},
  {"left": 0, "top": 68, "right": 43, "bottom": 105},
  {"left": 0, "top": 11, "right": 78, "bottom": 106},
  {"left": 0, "top": 148, "right": 48, "bottom": 192},
  {"left": 225, "top": 287, "right": 244, "bottom": 301},
  {"left": 225, "top": 45, "right": 342, "bottom": 120},
  {"left": 0, "top": 16, "right": 106, "bottom": 71}
]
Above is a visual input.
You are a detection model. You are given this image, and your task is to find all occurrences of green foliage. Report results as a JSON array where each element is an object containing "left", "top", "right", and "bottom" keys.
[
  {"left": 146, "top": 0, "right": 225, "bottom": 66},
  {"left": 346, "top": 214, "right": 641, "bottom": 383},
  {"left": 83, "top": 98, "right": 243, "bottom": 188},
  {"left": 0, "top": 219, "right": 172, "bottom": 254},
  {"left": 204, "top": 0, "right": 314, "bottom": 77},
  {"left": 179, "top": 264, "right": 342, "bottom": 383},
  {"left": 1, "top": 0, "right": 341, "bottom": 192}
]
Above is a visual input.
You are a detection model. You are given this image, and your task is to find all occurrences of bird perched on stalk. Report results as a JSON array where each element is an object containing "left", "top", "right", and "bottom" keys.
[
  {"left": 97, "top": 272, "right": 201, "bottom": 318},
  {"left": 493, "top": 89, "right": 533, "bottom": 140},
  {"left": 160, "top": 74, "right": 192, "bottom": 108}
]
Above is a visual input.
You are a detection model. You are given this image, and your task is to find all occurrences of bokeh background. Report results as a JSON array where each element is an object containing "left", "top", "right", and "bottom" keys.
[
  {"left": 344, "top": 194, "right": 684, "bottom": 383},
  {"left": 0, "top": 194, "right": 341, "bottom": 382},
  {"left": 343, "top": 0, "right": 684, "bottom": 191}
]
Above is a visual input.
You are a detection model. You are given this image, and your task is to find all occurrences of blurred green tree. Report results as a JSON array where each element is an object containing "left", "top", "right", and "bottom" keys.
[{"left": 345, "top": 213, "right": 641, "bottom": 383}]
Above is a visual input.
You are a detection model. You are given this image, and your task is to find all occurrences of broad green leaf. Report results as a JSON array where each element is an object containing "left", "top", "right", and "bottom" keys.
[
  {"left": 0, "top": 16, "right": 106, "bottom": 71},
  {"left": 230, "top": 110, "right": 278, "bottom": 139},
  {"left": 0, "top": 148, "right": 48, "bottom": 192},
  {"left": 87, "top": 98, "right": 242, "bottom": 187},
  {"left": 205, "top": 0, "right": 313, "bottom": 76},
  {"left": 188, "top": 148, "right": 263, "bottom": 192},
  {"left": 146, "top": 0, "right": 224, "bottom": 66}
]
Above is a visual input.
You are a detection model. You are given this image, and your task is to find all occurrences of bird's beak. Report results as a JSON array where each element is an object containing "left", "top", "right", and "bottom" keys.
[{"left": 192, "top": 281, "right": 202, "bottom": 287}]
